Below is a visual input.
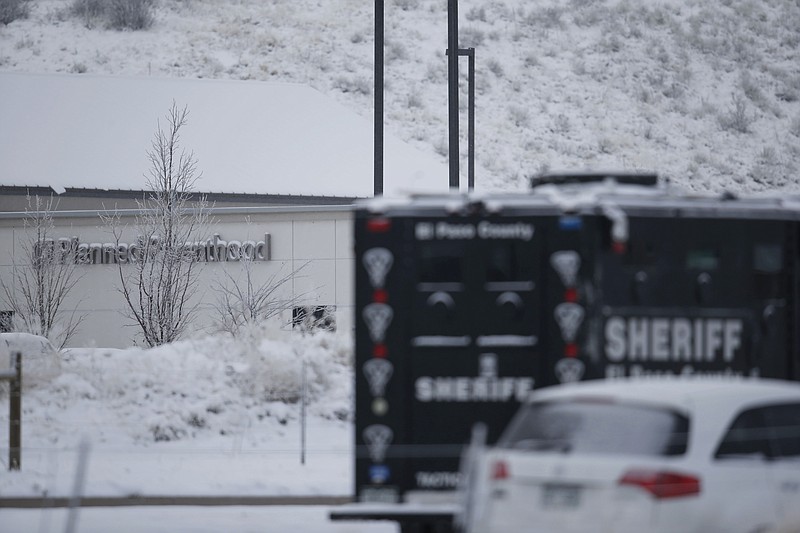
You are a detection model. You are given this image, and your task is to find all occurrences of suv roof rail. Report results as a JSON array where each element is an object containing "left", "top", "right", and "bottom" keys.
[{"left": 530, "top": 172, "right": 659, "bottom": 188}]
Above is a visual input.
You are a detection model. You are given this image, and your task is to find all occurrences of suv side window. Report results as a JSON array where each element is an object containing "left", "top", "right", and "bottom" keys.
[
  {"left": 715, "top": 408, "right": 770, "bottom": 459},
  {"left": 715, "top": 403, "right": 800, "bottom": 460},
  {"left": 762, "top": 403, "right": 800, "bottom": 458}
]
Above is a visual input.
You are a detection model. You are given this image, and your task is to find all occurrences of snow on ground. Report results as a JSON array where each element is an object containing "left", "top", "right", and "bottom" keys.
[
  {"left": 1, "top": 328, "right": 355, "bottom": 498},
  {"left": 0, "top": 329, "right": 378, "bottom": 531},
  {"left": 3, "top": 506, "right": 398, "bottom": 533}
]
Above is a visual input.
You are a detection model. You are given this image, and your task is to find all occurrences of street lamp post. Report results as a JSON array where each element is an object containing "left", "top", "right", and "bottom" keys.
[
  {"left": 377, "top": 0, "right": 468, "bottom": 193},
  {"left": 374, "top": 0, "right": 384, "bottom": 197},
  {"left": 447, "top": 0, "right": 459, "bottom": 190},
  {"left": 447, "top": 47, "right": 475, "bottom": 190}
]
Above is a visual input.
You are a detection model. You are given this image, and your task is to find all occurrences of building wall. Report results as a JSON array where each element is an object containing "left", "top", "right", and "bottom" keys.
[{"left": 0, "top": 205, "right": 354, "bottom": 348}]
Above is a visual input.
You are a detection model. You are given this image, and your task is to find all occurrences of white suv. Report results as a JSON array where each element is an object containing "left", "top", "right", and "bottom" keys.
[{"left": 460, "top": 378, "right": 800, "bottom": 533}]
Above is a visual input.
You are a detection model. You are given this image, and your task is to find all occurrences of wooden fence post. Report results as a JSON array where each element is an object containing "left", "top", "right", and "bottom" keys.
[
  {"left": 9, "top": 351, "right": 21, "bottom": 470},
  {"left": 1, "top": 351, "right": 22, "bottom": 470}
]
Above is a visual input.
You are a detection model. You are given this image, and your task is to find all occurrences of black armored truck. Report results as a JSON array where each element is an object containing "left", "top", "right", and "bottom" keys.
[{"left": 332, "top": 173, "right": 800, "bottom": 531}]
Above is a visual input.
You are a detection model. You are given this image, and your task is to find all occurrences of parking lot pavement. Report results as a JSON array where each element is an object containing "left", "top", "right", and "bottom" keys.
[{"left": 1, "top": 505, "right": 399, "bottom": 533}]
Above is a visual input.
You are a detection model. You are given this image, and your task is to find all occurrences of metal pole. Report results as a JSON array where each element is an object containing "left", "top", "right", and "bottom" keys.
[
  {"left": 9, "top": 351, "right": 21, "bottom": 471},
  {"left": 450, "top": 48, "right": 475, "bottom": 190},
  {"left": 375, "top": 0, "right": 384, "bottom": 196},
  {"left": 467, "top": 48, "right": 475, "bottom": 190},
  {"left": 65, "top": 438, "right": 91, "bottom": 533},
  {"left": 301, "top": 359, "right": 307, "bottom": 465},
  {"left": 447, "top": 0, "right": 459, "bottom": 190},
  {"left": 455, "top": 48, "right": 475, "bottom": 190}
]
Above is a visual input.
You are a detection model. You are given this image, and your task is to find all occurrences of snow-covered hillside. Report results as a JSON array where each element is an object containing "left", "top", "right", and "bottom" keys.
[{"left": 2, "top": 0, "right": 799, "bottom": 194}]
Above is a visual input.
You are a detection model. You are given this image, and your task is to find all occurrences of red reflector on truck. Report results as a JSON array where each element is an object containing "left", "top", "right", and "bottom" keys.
[
  {"left": 373, "top": 289, "right": 388, "bottom": 303},
  {"left": 366, "top": 218, "right": 391, "bottom": 233},
  {"left": 619, "top": 469, "right": 700, "bottom": 499}
]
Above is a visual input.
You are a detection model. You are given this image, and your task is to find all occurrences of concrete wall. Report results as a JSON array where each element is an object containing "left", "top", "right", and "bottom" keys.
[{"left": 0, "top": 205, "right": 354, "bottom": 348}]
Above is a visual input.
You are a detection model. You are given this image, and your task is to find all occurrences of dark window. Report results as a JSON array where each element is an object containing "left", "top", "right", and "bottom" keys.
[
  {"left": 686, "top": 249, "right": 719, "bottom": 270},
  {"left": 292, "top": 306, "right": 336, "bottom": 332},
  {"left": 418, "top": 242, "right": 463, "bottom": 283},
  {"left": 0, "top": 312, "right": 12, "bottom": 333},
  {"left": 498, "top": 399, "right": 689, "bottom": 457},
  {"left": 763, "top": 403, "right": 800, "bottom": 458},
  {"left": 623, "top": 241, "right": 656, "bottom": 265},
  {"left": 715, "top": 403, "right": 800, "bottom": 460},
  {"left": 486, "top": 242, "right": 530, "bottom": 282},
  {"left": 715, "top": 409, "right": 770, "bottom": 459},
  {"left": 753, "top": 244, "right": 785, "bottom": 298},
  {"left": 754, "top": 244, "right": 783, "bottom": 273}
]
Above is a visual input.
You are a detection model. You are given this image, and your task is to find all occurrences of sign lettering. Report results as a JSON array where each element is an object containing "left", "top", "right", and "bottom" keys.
[
  {"left": 605, "top": 316, "right": 743, "bottom": 363},
  {"left": 415, "top": 222, "right": 534, "bottom": 241},
  {"left": 35, "top": 233, "right": 271, "bottom": 265},
  {"left": 415, "top": 471, "right": 461, "bottom": 489},
  {"left": 415, "top": 376, "right": 534, "bottom": 402}
]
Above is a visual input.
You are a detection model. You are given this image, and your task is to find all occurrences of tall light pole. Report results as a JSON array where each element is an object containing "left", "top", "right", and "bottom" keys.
[
  {"left": 375, "top": 0, "right": 384, "bottom": 196},
  {"left": 379, "top": 1, "right": 465, "bottom": 193},
  {"left": 446, "top": 47, "right": 475, "bottom": 191},
  {"left": 447, "top": 0, "right": 459, "bottom": 190}
]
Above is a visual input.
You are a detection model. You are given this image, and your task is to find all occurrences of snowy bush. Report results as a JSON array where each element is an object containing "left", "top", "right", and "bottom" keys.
[
  {"left": 332, "top": 75, "right": 371, "bottom": 96},
  {"left": 108, "top": 0, "right": 155, "bottom": 30},
  {"left": 487, "top": 58, "right": 504, "bottom": 78},
  {"left": 459, "top": 27, "right": 485, "bottom": 48},
  {"left": 465, "top": 6, "right": 487, "bottom": 22},
  {"left": 70, "top": 0, "right": 155, "bottom": 30},
  {"left": 749, "top": 146, "right": 788, "bottom": 190},
  {"left": 0, "top": 0, "right": 29, "bottom": 25},
  {"left": 718, "top": 94, "right": 755, "bottom": 134},
  {"left": 70, "top": 0, "right": 104, "bottom": 27},
  {"left": 386, "top": 41, "right": 408, "bottom": 63},
  {"left": 233, "top": 327, "right": 352, "bottom": 411},
  {"left": 0, "top": 332, "right": 61, "bottom": 390},
  {"left": 509, "top": 106, "right": 530, "bottom": 128},
  {"left": 392, "top": 0, "right": 419, "bottom": 11}
]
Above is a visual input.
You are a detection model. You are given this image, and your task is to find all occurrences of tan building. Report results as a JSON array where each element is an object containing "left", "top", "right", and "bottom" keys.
[{"left": 0, "top": 73, "right": 448, "bottom": 347}]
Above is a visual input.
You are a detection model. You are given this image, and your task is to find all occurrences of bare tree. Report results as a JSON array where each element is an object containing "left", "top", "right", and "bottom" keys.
[
  {"left": 107, "top": 103, "right": 209, "bottom": 347},
  {"left": 0, "top": 195, "right": 84, "bottom": 348},
  {"left": 212, "top": 253, "right": 309, "bottom": 337}
]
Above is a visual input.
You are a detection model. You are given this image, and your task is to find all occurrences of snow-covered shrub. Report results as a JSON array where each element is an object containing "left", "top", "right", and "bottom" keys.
[
  {"left": 749, "top": 146, "right": 786, "bottom": 189},
  {"left": 538, "top": 7, "right": 566, "bottom": 29},
  {"left": 108, "top": 0, "right": 155, "bottom": 30},
  {"left": 718, "top": 94, "right": 755, "bottom": 134},
  {"left": 333, "top": 75, "right": 371, "bottom": 96},
  {"left": 459, "top": 27, "right": 485, "bottom": 48},
  {"left": 393, "top": 0, "right": 419, "bottom": 11},
  {"left": 0, "top": 332, "right": 61, "bottom": 390},
  {"left": 235, "top": 326, "right": 352, "bottom": 410},
  {"left": 406, "top": 90, "right": 424, "bottom": 110},
  {"left": 386, "top": 41, "right": 408, "bottom": 63},
  {"left": 70, "top": 0, "right": 104, "bottom": 27},
  {"left": 465, "top": 6, "right": 487, "bottom": 22},
  {"left": 739, "top": 71, "right": 770, "bottom": 112},
  {"left": 509, "top": 106, "right": 530, "bottom": 128},
  {"left": 50, "top": 372, "right": 98, "bottom": 400},
  {"left": 0, "top": 0, "right": 29, "bottom": 25},
  {"left": 487, "top": 58, "right": 504, "bottom": 78},
  {"left": 70, "top": 0, "right": 154, "bottom": 30}
]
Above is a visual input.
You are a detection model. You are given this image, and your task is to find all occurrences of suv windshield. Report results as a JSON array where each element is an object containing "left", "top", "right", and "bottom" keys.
[{"left": 497, "top": 399, "right": 690, "bottom": 457}]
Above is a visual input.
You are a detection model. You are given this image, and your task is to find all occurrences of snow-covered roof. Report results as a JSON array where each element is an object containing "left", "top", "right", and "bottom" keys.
[{"left": 0, "top": 72, "right": 450, "bottom": 198}]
